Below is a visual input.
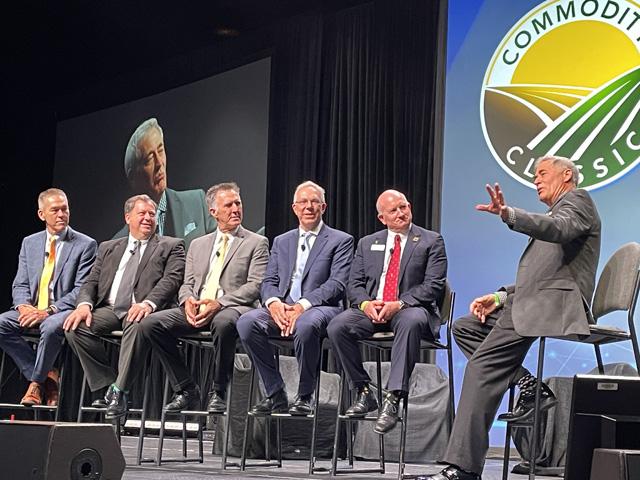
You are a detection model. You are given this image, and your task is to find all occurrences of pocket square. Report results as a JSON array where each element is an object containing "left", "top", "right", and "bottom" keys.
[{"left": 184, "top": 222, "right": 197, "bottom": 236}]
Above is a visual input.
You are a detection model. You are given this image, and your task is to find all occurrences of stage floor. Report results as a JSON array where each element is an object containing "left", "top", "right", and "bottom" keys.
[{"left": 120, "top": 436, "right": 558, "bottom": 479}]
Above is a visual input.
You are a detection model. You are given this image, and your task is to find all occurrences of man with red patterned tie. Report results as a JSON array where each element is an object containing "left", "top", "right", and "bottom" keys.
[{"left": 328, "top": 189, "right": 447, "bottom": 434}]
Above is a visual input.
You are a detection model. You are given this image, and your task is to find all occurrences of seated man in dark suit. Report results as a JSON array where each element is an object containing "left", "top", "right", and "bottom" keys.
[
  {"left": 140, "top": 182, "right": 269, "bottom": 413},
  {"left": 419, "top": 156, "right": 601, "bottom": 480},
  {"left": 328, "top": 189, "right": 447, "bottom": 434},
  {"left": 64, "top": 194, "right": 185, "bottom": 418},
  {"left": 114, "top": 118, "right": 215, "bottom": 249},
  {"left": 237, "top": 181, "right": 354, "bottom": 415},
  {"left": 0, "top": 188, "right": 96, "bottom": 406}
]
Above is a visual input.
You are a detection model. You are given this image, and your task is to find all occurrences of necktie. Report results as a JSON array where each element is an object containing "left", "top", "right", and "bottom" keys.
[
  {"left": 382, "top": 234, "right": 402, "bottom": 302},
  {"left": 289, "top": 233, "right": 311, "bottom": 302},
  {"left": 113, "top": 240, "right": 141, "bottom": 319},
  {"left": 200, "top": 234, "right": 229, "bottom": 304},
  {"left": 37, "top": 236, "right": 58, "bottom": 310}
]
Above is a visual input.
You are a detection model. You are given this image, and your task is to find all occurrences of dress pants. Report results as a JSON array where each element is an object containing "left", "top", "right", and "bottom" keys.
[
  {"left": 442, "top": 296, "right": 535, "bottom": 474},
  {"left": 64, "top": 306, "right": 149, "bottom": 392},
  {"left": 236, "top": 305, "right": 341, "bottom": 397},
  {"left": 327, "top": 306, "right": 435, "bottom": 393},
  {"left": 140, "top": 306, "right": 241, "bottom": 393},
  {"left": 0, "top": 309, "right": 67, "bottom": 383}
]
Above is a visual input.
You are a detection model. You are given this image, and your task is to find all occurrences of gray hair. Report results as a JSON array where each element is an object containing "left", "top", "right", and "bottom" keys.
[
  {"left": 124, "top": 118, "right": 164, "bottom": 179},
  {"left": 38, "top": 188, "right": 68, "bottom": 209},
  {"left": 206, "top": 182, "right": 241, "bottom": 209},
  {"left": 293, "top": 180, "right": 326, "bottom": 203},
  {"left": 534, "top": 155, "right": 580, "bottom": 186},
  {"left": 124, "top": 194, "right": 157, "bottom": 215}
]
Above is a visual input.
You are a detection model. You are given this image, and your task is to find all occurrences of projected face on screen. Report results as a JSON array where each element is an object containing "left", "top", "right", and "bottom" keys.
[
  {"left": 131, "top": 127, "right": 167, "bottom": 202},
  {"left": 125, "top": 120, "right": 168, "bottom": 203}
]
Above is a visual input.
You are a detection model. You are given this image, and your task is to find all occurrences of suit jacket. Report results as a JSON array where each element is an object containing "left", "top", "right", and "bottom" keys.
[
  {"left": 348, "top": 224, "right": 448, "bottom": 337},
  {"left": 76, "top": 234, "right": 185, "bottom": 311},
  {"left": 12, "top": 227, "right": 97, "bottom": 312},
  {"left": 179, "top": 225, "right": 269, "bottom": 314},
  {"left": 114, "top": 188, "right": 216, "bottom": 250},
  {"left": 507, "top": 188, "right": 601, "bottom": 337},
  {"left": 261, "top": 224, "right": 354, "bottom": 307}
]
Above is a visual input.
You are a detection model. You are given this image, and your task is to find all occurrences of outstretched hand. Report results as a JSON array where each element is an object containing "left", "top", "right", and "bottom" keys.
[{"left": 476, "top": 183, "right": 509, "bottom": 220}]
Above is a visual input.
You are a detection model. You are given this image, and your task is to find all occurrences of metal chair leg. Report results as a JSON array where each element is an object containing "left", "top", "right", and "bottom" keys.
[
  {"left": 155, "top": 377, "right": 171, "bottom": 466},
  {"left": 501, "top": 386, "right": 515, "bottom": 480},
  {"left": 528, "top": 338, "right": 547, "bottom": 480},
  {"left": 398, "top": 395, "right": 409, "bottom": 480}
]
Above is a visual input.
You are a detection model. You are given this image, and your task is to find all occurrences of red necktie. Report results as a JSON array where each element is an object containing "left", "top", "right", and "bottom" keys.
[{"left": 382, "top": 235, "right": 401, "bottom": 301}]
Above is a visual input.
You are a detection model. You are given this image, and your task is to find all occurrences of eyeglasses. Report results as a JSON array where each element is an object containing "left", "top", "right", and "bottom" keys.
[{"left": 294, "top": 199, "right": 323, "bottom": 206}]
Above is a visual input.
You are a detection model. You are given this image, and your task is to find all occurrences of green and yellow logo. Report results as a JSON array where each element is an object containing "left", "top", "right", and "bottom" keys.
[{"left": 481, "top": 0, "right": 640, "bottom": 189}]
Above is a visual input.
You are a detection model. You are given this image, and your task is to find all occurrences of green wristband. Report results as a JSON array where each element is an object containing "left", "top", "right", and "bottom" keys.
[
  {"left": 493, "top": 292, "right": 501, "bottom": 306},
  {"left": 360, "top": 300, "right": 370, "bottom": 312}
]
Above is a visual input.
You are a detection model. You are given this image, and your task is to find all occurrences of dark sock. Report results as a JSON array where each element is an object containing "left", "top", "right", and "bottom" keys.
[{"left": 298, "top": 393, "right": 312, "bottom": 402}]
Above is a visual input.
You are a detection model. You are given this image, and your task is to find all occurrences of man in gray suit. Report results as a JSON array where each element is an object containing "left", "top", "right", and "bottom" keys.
[
  {"left": 64, "top": 194, "right": 185, "bottom": 419},
  {"left": 141, "top": 182, "right": 269, "bottom": 412},
  {"left": 328, "top": 189, "right": 447, "bottom": 434},
  {"left": 420, "top": 156, "right": 601, "bottom": 480},
  {"left": 0, "top": 188, "right": 96, "bottom": 406},
  {"left": 114, "top": 118, "right": 216, "bottom": 249}
]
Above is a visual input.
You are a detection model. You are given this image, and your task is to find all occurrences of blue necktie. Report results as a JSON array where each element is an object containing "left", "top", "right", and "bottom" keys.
[{"left": 289, "top": 233, "right": 312, "bottom": 302}]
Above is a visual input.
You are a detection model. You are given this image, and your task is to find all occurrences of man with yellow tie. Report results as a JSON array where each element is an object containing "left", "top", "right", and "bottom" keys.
[
  {"left": 0, "top": 188, "right": 96, "bottom": 405},
  {"left": 141, "top": 182, "right": 269, "bottom": 412}
]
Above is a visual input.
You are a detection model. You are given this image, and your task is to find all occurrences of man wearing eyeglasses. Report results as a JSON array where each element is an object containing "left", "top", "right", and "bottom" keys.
[{"left": 237, "top": 181, "right": 354, "bottom": 415}]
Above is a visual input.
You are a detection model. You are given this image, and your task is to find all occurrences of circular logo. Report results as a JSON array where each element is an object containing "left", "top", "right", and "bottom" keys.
[{"left": 481, "top": 0, "right": 640, "bottom": 190}]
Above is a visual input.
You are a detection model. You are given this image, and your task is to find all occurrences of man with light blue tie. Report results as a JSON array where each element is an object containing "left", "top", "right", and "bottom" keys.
[{"left": 237, "top": 181, "right": 354, "bottom": 415}]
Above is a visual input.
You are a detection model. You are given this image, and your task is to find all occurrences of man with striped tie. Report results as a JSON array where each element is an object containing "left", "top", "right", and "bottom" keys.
[
  {"left": 0, "top": 188, "right": 96, "bottom": 406},
  {"left": 328, "top": 189, "right": 448, "bottom": 434}
]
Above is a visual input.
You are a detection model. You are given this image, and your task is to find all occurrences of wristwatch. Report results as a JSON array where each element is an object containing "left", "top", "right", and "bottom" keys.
[
  {"left": 45, "top": 306, "right": 56, "bottom": 315},
  {"left": 398, "top": 300, "right": 406, "bottom": 310}
]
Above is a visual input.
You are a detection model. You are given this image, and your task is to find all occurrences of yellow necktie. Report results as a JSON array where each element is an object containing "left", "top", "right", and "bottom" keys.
[
  {"left": 200, "top": 234, "right": 229, "bottom": 304},
  {"left": 37, "top": 236, "right": 57, "bottom": 310}
]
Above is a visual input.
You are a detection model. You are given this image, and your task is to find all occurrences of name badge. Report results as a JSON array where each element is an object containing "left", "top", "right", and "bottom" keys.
[{"left": 371, "top": 244, "right": 385, "bottom": 251}]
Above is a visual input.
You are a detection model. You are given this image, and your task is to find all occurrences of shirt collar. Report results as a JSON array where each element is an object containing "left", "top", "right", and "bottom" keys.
[
  {"left": 46, "top": 227, "right": 68, "bottom": 244},
  {"left": 386, "top": 223, "right": 411, "bottom": 242},
  {"left": 299, "top": 220, "right": 323, "bottom": 238},
  {"left": 158, "top": 190, "right": 167, "bottom": 213},
  {"left": 128, "top": 234, "right": 149, "bottom": 247},
  {"left": 217, "top": 226, "right": 240, "bottom": 240}
]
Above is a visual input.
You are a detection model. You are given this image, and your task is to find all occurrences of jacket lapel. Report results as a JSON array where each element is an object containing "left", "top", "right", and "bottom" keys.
[
  {"left": 30, "top": 231, "right": 47, "bottom": 297},
  {"left": 286, "top": 229, "right": 299, "bottom": 283},
  {"left": 103, "top": 238, "right": 129, "bottom": 289},
  {"left": 302, "top": 224, "right": 327, "bottom": 281},
  {"left": 222, "top": 227, "right": 245, "bottom": 272},
  {"left": 369, "top": 231, "right": 388, "bottom": 293},
  {"left": 135, "top": 234, "right": 158, "bottom": 283},
  {"left": 398, "top": 226, "right": 419, "bottom": 283},
  {"left": 52, "top": 227, "right": 74, "bottom": 287}
]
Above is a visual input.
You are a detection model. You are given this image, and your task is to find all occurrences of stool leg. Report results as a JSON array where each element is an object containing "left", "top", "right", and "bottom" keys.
[
  {"left": 155, "top": 377, "right": 171, "bottom": 466},
  {"left": 398, "top": 396, "right": 408, "bottom": 480},
  {"left": 309, "top": 352, "right": 323, "bottom": 475},
  {"left": 241, "top": 365, "right": 257, "bottom": 470},
  {"left": 331, "top": 371, "right": 345, "bottom": 476},
  {"left": 529, "top": 338, "right": 546, "bottom": 480},
  {"left": 54, "top": 346, "right": 67, "bottom": 422},
  {"left": 136, "top": 365, "right": 152, "bottom": 465},
  {"left": 501, "top": 386, "right": 515, "bottom": 480},
  {"left": 222, "top": 367, "right": 234, "bottom": 469},
  {"left": 375, "top": 349, "right": 385, "bottom": 474},
  {"left": 77, "top": 373, "right": 89, "bottom": 422}
]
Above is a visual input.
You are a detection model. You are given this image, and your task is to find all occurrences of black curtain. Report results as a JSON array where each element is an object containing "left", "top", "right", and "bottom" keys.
[{"left": 266, "top": 0, "right": 447, "bottom": 239}]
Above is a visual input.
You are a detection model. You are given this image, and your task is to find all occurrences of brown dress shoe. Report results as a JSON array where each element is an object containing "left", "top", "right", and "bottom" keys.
[
  {"left": 21, "top": 382, "right": 43, "bottom": 406},
  {"left": 44, "top": 369, "right": 60, "bottom": 406}
]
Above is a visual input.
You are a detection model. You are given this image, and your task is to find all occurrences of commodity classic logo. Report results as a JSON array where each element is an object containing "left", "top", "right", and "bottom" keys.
[{"left": 481, "top": 0, "right": 640, "bottom": 190}]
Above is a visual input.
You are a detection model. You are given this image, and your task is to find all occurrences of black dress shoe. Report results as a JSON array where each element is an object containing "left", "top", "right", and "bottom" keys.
[
  {"left": 497, "top": 382, "right": 557, "bottom": 422},
  {"left": 288, "top": 395, "right": 313, "bottom": 416},
  {"left": 374, "top": 392, "right": 400, "bottom": 434},
  {"left": 92, "top": 384, "right": 116, "bottom": 408},
  {"left": 164, "top": 385, "right": 200, "bottom": 412},
  {"left": 249, "top": 389, "right": 288, "bottom": 415},
  {"left": 415, "top": 465, "right": 481, "bottom": 480},
  {"left": 345, "top": 387, "right": 378, "bottom": 417},
  {"left": 105, "top": 389, "right": 128, "bottom": 419},
  {"left": 207, "top": 391, "right": 226, "bottom": 414}
]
